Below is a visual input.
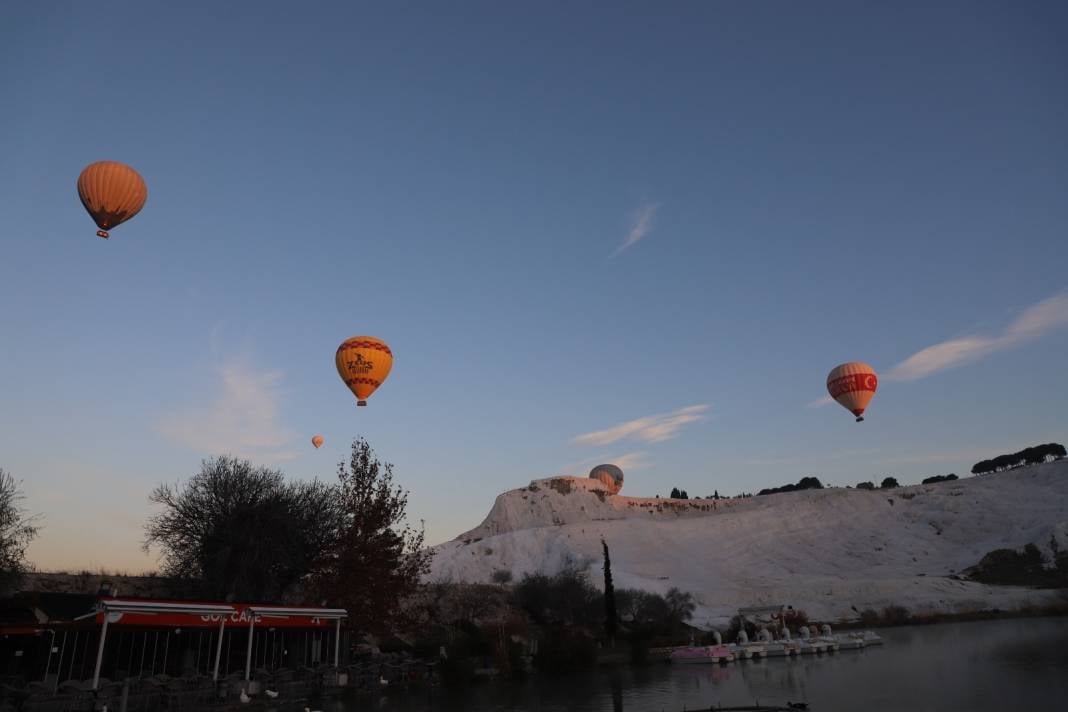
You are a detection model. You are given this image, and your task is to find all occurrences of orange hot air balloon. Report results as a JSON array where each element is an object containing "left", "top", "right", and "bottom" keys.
[
  {"left": 589, "top": 464, "right": 624, "bottom": 495},
  {"left": 826, "top": 362, "right": 878, "bottom": 422},
  {"left": 77, "top": 161, "right": 148, "bottom": 239},
  {"left": 311, "top": 435, "right": 324, "bottom": 449},
  {"left": 336, "top": 336, "right": 392, "bottom": 407}
]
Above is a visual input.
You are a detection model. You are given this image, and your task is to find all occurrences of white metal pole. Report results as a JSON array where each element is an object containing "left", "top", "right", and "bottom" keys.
[
  {"left": 92, "top": 614, "right": 111, "bottom": 690},
  {"left": 55, "top": 631, "right": 67, "bottom": 692},
  {"left": 244, "top": 616, "right": 255, "bottom": 682},
  {"left": 67, "top": 632, "right": 79, "bottom": 683},
  {"left": 212, "top": 618, "right": 225, "bottom": 681},
  {"left": 161, "top": 632, "right": 169, "bottom": 675},
  {"left": 333, "top": 619, "right": 340, "bottom": 668},
  {"left": 43, "top": 630, "right": 56, "bottom": 686}
]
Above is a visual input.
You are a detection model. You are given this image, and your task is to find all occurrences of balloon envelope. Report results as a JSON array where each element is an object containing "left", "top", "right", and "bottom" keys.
[
  {"left": 312, "top": 435, "right": 324, "bottom": 449},
  {"left": 589, "top": 464, "right": 624, "bottom": 494},
  {"left": 826, "top": 362, "right": 878, "bottom": 422},
  {"left": 77, "top": 161, "right": 147, "bottom": 238},
  {"left": 336, "top": 336, "right": 393, "bottom": 406}
]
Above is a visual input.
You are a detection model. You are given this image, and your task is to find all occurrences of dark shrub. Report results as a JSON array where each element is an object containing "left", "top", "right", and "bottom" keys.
[
  {"left": 859, "top": 608, "right": 879, "bottom": 626},
  {"left": 882, "top": 605, "right": 910, "bottom": 625},
  {"left": 535, "top": 625, "right": 598, "bottom": 673}
]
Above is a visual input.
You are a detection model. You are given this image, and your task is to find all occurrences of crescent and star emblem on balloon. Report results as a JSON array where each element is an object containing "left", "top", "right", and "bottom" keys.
[{"left": 826, "top": 362, "right": 879, "bottom": 423}]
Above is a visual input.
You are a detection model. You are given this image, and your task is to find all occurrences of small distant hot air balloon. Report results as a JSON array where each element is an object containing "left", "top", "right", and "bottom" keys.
[
  {"left": 589, "top": 464, "right": 624, "bottom": 495},
  {"left": 77, "top": 161, "right": 148, "bottom": 239},
  {"left": 826, "top": 362, "right": 878, "bottom": 422},
  {"left": 311, "top": 435, "right": 324, "bottom": 449},
  {"left": 336, "top": 336, "right": 392, "bottom": 407}
]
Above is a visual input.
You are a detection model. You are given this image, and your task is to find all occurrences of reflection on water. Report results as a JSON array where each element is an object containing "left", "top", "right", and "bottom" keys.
[{"left": 349, "top": 617, "right": 1068, "bottom": 712}]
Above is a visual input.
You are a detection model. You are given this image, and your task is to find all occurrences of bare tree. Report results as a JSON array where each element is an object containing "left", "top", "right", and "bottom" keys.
[
  {"left": 665, "top": 587, "right": 695, "bottom": 624},
  {"left": 310, "top": 437, "right": 433, "bottom": 635},
  {"left": 0, "top": 469, "right": 40, "bottom": 592},
  {"left": 144, "top": 456, "right": 336, "bottom": 602}
]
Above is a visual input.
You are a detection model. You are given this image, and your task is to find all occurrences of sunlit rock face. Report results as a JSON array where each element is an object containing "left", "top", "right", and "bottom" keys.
[
  {"left": 430, "top": 461, "right": 1068, "bottom": 629},
  {"left": 589, "top": 464, "right": 624, "bottom": 494}
]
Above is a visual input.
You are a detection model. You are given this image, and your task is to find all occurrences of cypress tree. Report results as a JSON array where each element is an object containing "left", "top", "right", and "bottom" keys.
[{"left": 602, "top": 538, "right": 618, "bottom": 641}]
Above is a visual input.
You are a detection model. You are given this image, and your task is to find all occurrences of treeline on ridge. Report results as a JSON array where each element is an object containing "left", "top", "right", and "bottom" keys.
[
  {"left": 757, "top": 476, "right": 824, "bottom": 496},
  {"left": 971, "top": 443, "right": 1066, "bottom": 475},
  {"left": 921, "top": 473, "right": 958, "bottom": 485}
]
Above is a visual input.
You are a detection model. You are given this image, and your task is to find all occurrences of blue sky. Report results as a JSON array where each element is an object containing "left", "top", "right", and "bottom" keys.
[{"left": 1, "top": 1, "right": 1066, "bottom": 571}]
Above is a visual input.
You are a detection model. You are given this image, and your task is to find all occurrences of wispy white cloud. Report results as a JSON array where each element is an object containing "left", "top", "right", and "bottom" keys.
[
  {"left": 573, "top": 405, "right": 708, "bottom": 446},
  {"left": 558, "top": 451, "right": 650, "bottom": 476},
  {"left": 606, "top": 452, "right": 649, "bottom": 471},
  {"left": 157, "top": 360, "right": 297, "bottom": 463},
  {"left": 886, "top": 292, "right": 1068, "bottom": 381},
  {"left": 612, "top": 201, "right": 659, "bottom": 257},
  {"left": 808, "top": 395, "right": 834, "bottom": 408}
]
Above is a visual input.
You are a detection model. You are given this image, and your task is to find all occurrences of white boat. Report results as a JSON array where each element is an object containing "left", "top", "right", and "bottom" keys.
[
  {"left": 728, "top": 629, "right": 767, "bottom": 660},
  {"left": 796, "top": 626, "right": 829, "bottom": 654},
  {"left": 760, "top": 628, "right": 801, "bottom": 657},
  {"left": 823, "top": 624, "right": 864, "bottom": 650},
  {"left": 814, "top": 624, "right": 840, "bottom": 653},
  {"left": 860, "top": 630, "right": 884, "bottom": 646}
]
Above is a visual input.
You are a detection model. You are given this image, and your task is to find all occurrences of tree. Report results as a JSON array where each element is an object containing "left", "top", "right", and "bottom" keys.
[
  {"left": 602, "top": 539, "right": 617, "bottom": 641},
  {"left": 880, "top": 477, "right": 899, "bottom": 489},
  {"left": 757, "top": 476, "right": 824, "bottom": 496},
  {"left": 922, "top": 473, "right": 959, "bottom": 485},
  {"left": 670, "top": 487, "right": 681, "bottom": 499},
  {"left": 617, "top": 590, "right": 664, "bottom": 623},
  {"left": 714, "top": 490, "right": 720, "bottom": 500},
  {"left": 145, "top": 456, "right": 336, "bottom": 601},
  {"left": 491, "top": 569, "right": 513, "bottom": 585},
  {"left": 856, "top": 481, "right": 875, "bottom": 490},
  {"left": 515, "top": 569, "right": 600, "bottom": 626},
  {"left": 665, "top": 587, "right": 695, "bottom": 624},
  {"left": 311, "top": 437, "right": 433, "bottom": 636},
  {"left": 0, "top": 470, "right": 39, "bottom": 593},
  {"left": 971, "top": 443, "right": 1066, "bottom": 475}
]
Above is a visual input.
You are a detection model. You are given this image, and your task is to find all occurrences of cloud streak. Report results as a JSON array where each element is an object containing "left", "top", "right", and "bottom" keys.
[
  {"left": 158, "top": 360, "right": 297, "bottom": 462},
  {"left": 610, "top": 451, "right": 649, "bottom": 470},
  {"left": 559, "top": 450, "right": 650, "bottom": 475},
  {"left": 573, "top": 405, "right": 708, "bottom": 446},
  {"left": 612, "top": 201, "right": 659, "bottom": 256},
  {"left": 886, "top": 292, "right": 1068, "bottom": 381}
]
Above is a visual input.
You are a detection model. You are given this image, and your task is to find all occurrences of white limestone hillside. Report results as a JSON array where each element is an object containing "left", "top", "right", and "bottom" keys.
[{"left": 429, "top": 460, "right": 1068, "bottom": 628}]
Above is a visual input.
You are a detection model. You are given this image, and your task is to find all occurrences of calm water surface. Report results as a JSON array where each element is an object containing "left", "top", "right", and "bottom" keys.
[{"left": 331, "top": 617, "right": 1068, "bottom": 712}]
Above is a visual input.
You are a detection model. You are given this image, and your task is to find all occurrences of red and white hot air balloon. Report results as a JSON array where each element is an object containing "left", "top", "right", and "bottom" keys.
[{"left": 826, "top": 362, "right": 878, "bottom": 422}]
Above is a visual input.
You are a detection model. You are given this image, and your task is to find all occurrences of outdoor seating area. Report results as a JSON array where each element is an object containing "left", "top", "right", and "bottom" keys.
[
  {"left": 0, "top": 596, "right": 362, "bottom": 711},
  {"left": 1, "top": 657, "right": 439, "bottom": 711}
]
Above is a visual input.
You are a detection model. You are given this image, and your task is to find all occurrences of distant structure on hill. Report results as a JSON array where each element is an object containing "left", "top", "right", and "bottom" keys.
[{"left": 589, "top": 464, "right": 624, "bottom": 494}]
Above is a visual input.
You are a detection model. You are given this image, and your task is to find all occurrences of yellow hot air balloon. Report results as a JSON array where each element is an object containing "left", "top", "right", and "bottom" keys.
[
  {"left": 826, "top": 362, "right": 878, "bottom": 422},
  {"left": 77, "top": 161, "right": 148, "bottom": 238},
  {"left": 336, "top": 336, "right": 392, "bottom": 407},
  {"left": 311, "top": 435, "right": 324, "bottom": 449}
]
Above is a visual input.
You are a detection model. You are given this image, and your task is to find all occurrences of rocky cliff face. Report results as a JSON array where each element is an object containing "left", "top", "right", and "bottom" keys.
[
  {"left": 455, "top": 476, "right": 743, "bottom": 542},
  {"left": 430, "top": 461, "right": 1068, "bottom": 627}
]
